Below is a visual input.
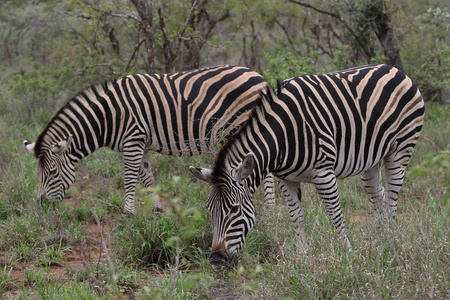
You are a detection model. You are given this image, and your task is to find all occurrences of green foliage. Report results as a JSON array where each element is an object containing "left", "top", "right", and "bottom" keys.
[
  {"left": 38, "top": 242, "right": 72, "bottom": 267},
  {"left": 403, "top": 8, "right": 450, "bottom": 103},
  {"left": 410, "top": 150, "right": 450, "bottom": 192},
  {"left": 263, "top": 52, "right": 319, "bottom": 86},
  {"left": 115, "top": 176, "right": 211, "bottom": 268},
  {"left": 136, "top": 269, "right": 214, "bottom": 300},
  {"left": 0, "top": 266, "right": 14, "bottom": 295}
]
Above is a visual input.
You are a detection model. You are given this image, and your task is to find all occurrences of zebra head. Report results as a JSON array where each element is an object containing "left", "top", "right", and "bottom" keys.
[
  {"left": 24, "top": 135, "right": 76, "bottom": 203},
  {"left": 190, "top": 153, "right": 256, "bottom": 270}
]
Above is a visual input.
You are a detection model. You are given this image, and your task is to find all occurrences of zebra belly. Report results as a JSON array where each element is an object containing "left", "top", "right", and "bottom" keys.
[{"left": 145, "top": 139, "right": 210, "bottom": 157}]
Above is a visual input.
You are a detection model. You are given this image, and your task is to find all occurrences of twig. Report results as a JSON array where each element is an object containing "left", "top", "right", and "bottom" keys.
[
  {"left": 178, "top": 5, "right": 247, "bottom": 49},
  {"left": 286, "top": 0, "right": 374, "bottom": 59},
  {"left": 80, "top": 63, "right": 117, "bottom": 76}
]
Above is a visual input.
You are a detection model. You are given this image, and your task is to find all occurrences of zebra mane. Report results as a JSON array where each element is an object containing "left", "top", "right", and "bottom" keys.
[
  {"left": 212, "top": 83, "right": 280, "bottom": 183},
  {"left": 33, "top": 80, "right": 115, "bottom": 159}
]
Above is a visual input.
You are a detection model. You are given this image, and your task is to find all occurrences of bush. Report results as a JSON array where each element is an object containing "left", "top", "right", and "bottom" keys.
[
  {"left": 114, "top": 176, "right": 211, "bottom": 268},
  {"left": 403, "top": 8, "right": 450, "bottom": 104}
]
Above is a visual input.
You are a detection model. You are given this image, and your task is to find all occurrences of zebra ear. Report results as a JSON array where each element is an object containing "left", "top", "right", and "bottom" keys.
[
  {"left": 235, "top": 153, "right": 255, "bottom": 182},
  {"left": 51, "top": 135, "right": 73, "bottom": 155},
  {"left": 190, "top": 166, "right": 214, "bottom": 183},
  {"left": 23, "top": 140, "right": 35, "bottom": 153}
]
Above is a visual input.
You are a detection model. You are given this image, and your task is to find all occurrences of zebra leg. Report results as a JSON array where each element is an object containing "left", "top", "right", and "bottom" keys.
[
  {"left": 122, "top": 143, "right": 146, "bottom": 216},
  {"left": 360, "top": 162, "right": 385, "bottom": 221},
  {"left": 314, "top": 171, "right": 352, "bottom": 251},
  {"left": 262, "top": 173, "right": 276, "bottom": 206},
  {"left": 138, "top": 151, "right": 155, "bottom": 188},
  {"left": 383, "top": 150, "right": 412, "bottom": 219},
  {"left": 277, "top": 180, "right": 307, "bottom": 249},
  {"left": 138, "top": 151, "right": 162, "bottom": 210}
]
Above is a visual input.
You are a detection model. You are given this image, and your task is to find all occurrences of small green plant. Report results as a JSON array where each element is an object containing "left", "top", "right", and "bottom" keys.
[
  {"left": 35, "top": 274, "right": 69, "bottom": 299},
  {"left": 0, "top": 198, "right": 7, "bottom": 220},
  {"left": 23, "top": 267, "right": 46, "bottom": 288},
  {"left": 38, "top": 242, "right": 71, "bottom": 267},
  {"left": 0, "top": 266, "right": 14, "bottom": 295},
  {"left": 114, "top": 176, "right": 211, "bottom": 269},
  {"left": 137, "top": 269, "right": 214, "bottom": 300}
]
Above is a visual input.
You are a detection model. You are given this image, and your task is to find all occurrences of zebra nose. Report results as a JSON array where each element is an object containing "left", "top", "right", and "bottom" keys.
[{"left": 209, "top": 250, "right": 230, "bottom": 269}]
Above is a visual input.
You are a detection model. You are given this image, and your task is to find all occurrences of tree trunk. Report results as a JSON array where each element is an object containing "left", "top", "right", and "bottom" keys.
[
  {"left": 371, "top": 0, "right": 404, "bottom": 72},
  {"left": 130, "top": 0, "right": 155, "bottom": 73},
  {"left": 102, "top": 24, "right": 120, "bottom": 58}
]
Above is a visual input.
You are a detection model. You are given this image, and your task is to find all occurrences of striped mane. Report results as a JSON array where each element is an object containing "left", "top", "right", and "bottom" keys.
[
  {"left": 211, "top": 82, "right": 280, "bottom": 183},
  {"left": 33, "top": 81, "right": 115, "bottom": 159}
]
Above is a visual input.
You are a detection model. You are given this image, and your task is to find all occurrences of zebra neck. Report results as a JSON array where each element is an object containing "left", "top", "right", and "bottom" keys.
[
  {"left": 42, "top": 123, "right": 103, "bottom": 164},
  {"left": 215, "top": 96, "right": 282, "bottom": 194},
  {"left": 224, "top": 132, "right": 276, "bottom": 195}
]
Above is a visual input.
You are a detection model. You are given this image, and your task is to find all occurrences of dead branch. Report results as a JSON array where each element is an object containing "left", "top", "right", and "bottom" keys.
[
  {"left": 287, "top": 0, "right": 375, "bottom": 59},
  {"left": 80, "top": 63, "right": 117, "bottom": 76}
]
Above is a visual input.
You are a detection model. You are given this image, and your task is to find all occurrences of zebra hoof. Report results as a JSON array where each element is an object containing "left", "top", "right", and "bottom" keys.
[{"left": 113, "top": 213, "right": 133, "bottom": 232}]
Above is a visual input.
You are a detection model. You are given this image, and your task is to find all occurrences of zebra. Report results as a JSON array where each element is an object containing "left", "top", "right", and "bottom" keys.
[
  {"left": 190, "top": 64, "right": 425, "bottom": 269},
  {"left": 23, "top": 65, "right": 276, "bottom": 217}
]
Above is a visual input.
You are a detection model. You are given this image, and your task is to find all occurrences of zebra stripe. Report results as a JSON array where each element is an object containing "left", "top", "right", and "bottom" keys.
[
  {"left": 24, "top": 65, "right": 274, "bottom": 215},
  {"left": 191, "top": 64, "right": 425, "bottom": 268}
]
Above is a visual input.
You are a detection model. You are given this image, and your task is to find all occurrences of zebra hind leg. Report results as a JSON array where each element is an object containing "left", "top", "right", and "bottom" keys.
[
  {"left": 314, "top": 171, "right": 352, "bottom": 251},
  {"left": 383, "top": 150, "right": 413, "bottom": 220},
  {"left": 277, "top": 180, "right": 307, "bottom": 250},
  {"left": 361, "top": 162, "right": 385, "bottom": 224}
]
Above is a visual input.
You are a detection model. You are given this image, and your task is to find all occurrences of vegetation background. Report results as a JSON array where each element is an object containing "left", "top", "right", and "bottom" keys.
[{"left": 0, "top": 0, "right": 448, "bottom": 299}]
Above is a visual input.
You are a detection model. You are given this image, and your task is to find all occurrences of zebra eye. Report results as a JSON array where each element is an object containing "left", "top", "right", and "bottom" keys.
[
  {"left": 230, "top": 204, "right": 239, "bottom": 214},
  {"left": 48, "top": 168, "right": 58, "bottom": 177}
]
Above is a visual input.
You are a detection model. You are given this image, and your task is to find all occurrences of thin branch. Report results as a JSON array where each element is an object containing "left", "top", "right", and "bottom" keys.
[
  {"left": 80, "top": 63, "right": 117, "bottom": 76},
  {"left": 158, "top": 6, "right": 176, "bottom": 72},
  {"left": 125, "top": 39, "right": 145, "bottom": 73},
  {"left": 107, "top": 12, "right": 140, "bottom": 22},
  {"left": 287, "top": 0, "right": 341, "bottom": 19},
  {"left": 178, "top": 5, "right": 247, "bottom": 49},
  {"left": 175, "top": 0, "right": 199, "bottom": 56},
  {"left": 273, "top": 19, "right": 296, "bottom": 49},
  {"left": 287, "top": 0, "right": 375, "bottom": 59}
]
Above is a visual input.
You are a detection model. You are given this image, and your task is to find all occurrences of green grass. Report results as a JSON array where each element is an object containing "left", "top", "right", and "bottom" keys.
[{"left": 0, "top": 101, "right": 448, "bottom": 299}]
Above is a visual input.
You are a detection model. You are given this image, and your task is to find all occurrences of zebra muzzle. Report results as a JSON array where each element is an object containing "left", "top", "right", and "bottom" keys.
[
  {"left": 209, "top": 250, "right": 231, "bottom": 271},
  {"left": 209, "top": 247, "right": 239, "bottom": 271}
]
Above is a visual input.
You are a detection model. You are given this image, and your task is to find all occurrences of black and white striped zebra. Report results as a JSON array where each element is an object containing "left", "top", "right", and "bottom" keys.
[
  {"left": 190, "top": 64, "right": 425, "bottom": 269},
  {"left": 23, "top": 65, "right": 275, "bottom": 216}
]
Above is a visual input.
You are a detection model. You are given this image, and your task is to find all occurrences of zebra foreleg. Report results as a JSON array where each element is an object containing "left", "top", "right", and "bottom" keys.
[
  {"left": 122, "top": 144, "right": 146, "bottom": 216},
  {"left": 314, "top": 171, "right": 352, "bottom": 251},
  {"left": 262, "top": 173, "right": 276, "bottom": 206},
  {"left": 277, "top": 180, "right": 307, "bottom": 250},
  {"left": 139, "top": 151, "right": 155, "bottom": 188}
]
